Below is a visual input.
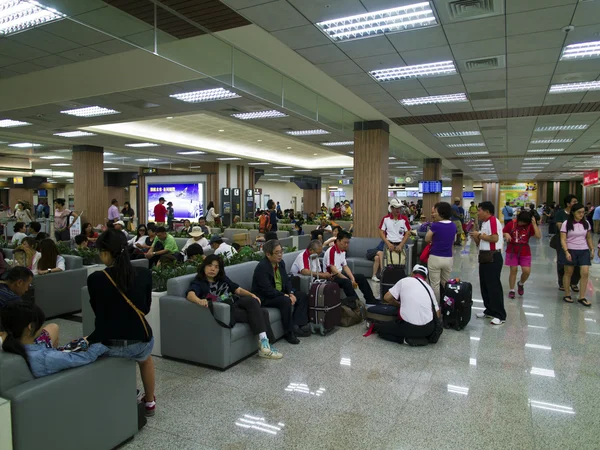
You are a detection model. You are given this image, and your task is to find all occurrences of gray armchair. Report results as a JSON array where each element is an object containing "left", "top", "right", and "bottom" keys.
[
  {"left": 160, "top": 261, "right": 284, "bottom": 369},
  {"left": 297, "top": 234, "right": 310, "bottom": 250},
  {"left": 345, "top": 237, "right": 381, "bottom": 277},
  {"left": 0, "top": 351, "right": 137, "bottom": 450}
]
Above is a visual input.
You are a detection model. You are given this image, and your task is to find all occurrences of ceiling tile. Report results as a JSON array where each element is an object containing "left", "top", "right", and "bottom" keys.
[
  {"left": 73, "top": 8, "right": 153, "bottom": 38},
  {"left": 572, "top": 0, "right": 600, "bottom": 27},
  {"left": 507, "top": 30, "right": 568, "bottom": 54},
  {"left": 402, "top": 104, "right": 442, "bottom": 115},
  {"left": 353, "top": 53, "right": 404, "bottom": 72},
  {"left": 543, "top": 92, "right": 586, "bottom": 105},
  {"left": 57, "top": 47, "right": 107, "bottom": 62},
  {"left": 357, "top": 92, "right": 397, "bottom": 103},
  {"left": 461, "top": 69, "right": 506, "bottom": 83},
  {"left": 451, "top": 38, "right": 506, "bottom": 61},
  {"left": 507, "top": 63, "right": 556, "bottom": 80},
  {"left": 7, "top": 29, "right": 82, "bottom": 54},
  {"left": 425, "top": 84, "right": 466, "bottom": 96},
  {"left": 0, "top": 54, "right": 19, "bottom": 67},
  {"left": 360, "top": 0, "right": 422, "bottom": 10},
  {"left": 419, "top": 74, "right": 463, "bottom": 88},
  {"left": 507, "top": 75, "right": 552, "bottom": 89},
  {"left": 296, "top": 45, "right": 348, "bottom": 64},
  {"left": 271, "top": 25, "right": 332, "bottom": 49},
  {"left": 220, "top": 0, "right": 273, "bottom": 9},
  {"left": 0, "top": 40, "right": 49, "bottom": 61},
  {"left": 564, "top": 23, "right": 600, "bottom": 46},
  {"left": 0, "top": 68, "right": 19, "bottom": 79},
  {"left": 443, "top": 16, "right": 506, "bottom": 44},
  {"left": 316, "top": 60, "right": 363, "bottom": 77},
  {"left": 551, "top": 72, "right": 600, "bottom": 84},
  {"left": 508, "top": 48, "right": 562, "bottom": 68},
  {"left": 4, "top": 61, "right": 46, "bottom": 75},
  {"left": 581, "top": 91, "right": 600, "bottom": 103},
  {"left": 399, "top": 45, "right": 453, "bottom": 65},
  {"left": 43, "top": 21, "right": 113, "bottom": 46},
  {"left": 287, "top": 0, "right": 366, "bottom": 22},
  {"left": 437, "top": 103, "right": 474, "bottom": 114},
  {"left": 332, "top": 72, "right": 375, "bottom": 87},
  {"left": 506, "top": 0, "right": 577, "bottom": 14},
  {"left": 554, "top": 59, "right": 600, "bottom": 74},
  {"left": 376, "top": 104, "right": 410, "bottom": 117},
  {"left": 238, "top": 0, "right": 309, "bottom": 32},
  {"left": 31, "top": 54, "right": 76, "bottom": 69},
  {"left": 471, "top": 99, "right": 506, "bottom": 111},
  {"left": 347, "top": 83, "right": 388, "bottom": 95},
  {"left": 388, "top": 87, "right": 429, "bottom": 98},
  {"left": 507, "top": 86, "right": 547, "bottom": 98},
  {"left": 507, "top": 5, "right": 576, "bottom": 36},
  {"left": 386, "top": 26, "right": 448, "bottom": 52},
  {"left": 466, "top": 80, "right": 508, "bottom": 93},
  {"left": 89, "top": 39, "right": 136, "bottom": 55},
  {"left": 336, "top": 36, "right": 396, "bottom": 58}
]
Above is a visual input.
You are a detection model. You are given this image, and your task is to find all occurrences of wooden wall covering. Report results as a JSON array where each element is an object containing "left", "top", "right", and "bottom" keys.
[
  {"left": 584, "top": 186, "right": 600, "bottom": 206},
  {"left": 354, "top": 123, "right": 389, "bottom": 238},
  {"left": 451, "top": 172, "right": 463, "bottom": 203},
  {"left": 482, "top": 183, "right": 499, "bottom": 208},
  {"left": 8, "top": 188, "right": 33, "bottom": 211},
  {"left": 538, "top": 182, "right": 548, "bottom": 205},
  {"left": 72, "top": 147, "right": 105, "bottom": 227},
  {"left": 303, "top": 189, "right": 320, "bottom": 216},
  {"left": 421, "top": 159, "right": 441, "bottom": 222}
]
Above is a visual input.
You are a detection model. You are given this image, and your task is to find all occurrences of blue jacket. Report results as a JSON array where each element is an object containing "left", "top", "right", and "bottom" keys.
[
  {"left": 593, "top": 207, "right": 600, "bottom": 221},
  {"left": 252, "top": 257, "right": 294, "bottom": 300},
  {"left": 25, "top": 343, "right": 109, "bottom": 378}
]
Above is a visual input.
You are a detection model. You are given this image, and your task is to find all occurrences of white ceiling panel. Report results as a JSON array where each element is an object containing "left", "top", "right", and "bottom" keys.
[
  {"left": 507, "top": 5, "right": 577, "bottom": 36},
  {"left": 32, "top": 55, "right": 76, "bottom": 69},
  {"left": 507, "top": 63, "right": 557, "bottom": 80},
  {"left": 466, "top": 80, "right": 508, "bottom": 93},
  {"left": 506, "top": 30, "right": 567, "bottom": 54},
  {"left": 8, "top": 29, "right": 81, "bottom": 54},
  {"left": 572, "top": 0, "right": 600, "bottom": 27},
  {"left": 336, "top": 36, "right": 397, "bottom": 59},
  {"left": 471, "top": 99, "right": 506, "bottom": 111},
  {"left": 551, "top": 72, "right": 600, "bottom": 84},
  {"left": 89, "top": 39, "right": 136, "bottom": 55},
  {"left": 437, "top": 103, "right": 474, "bottom": 114},
  {"left": 418, "top": 74, "right": 463, "bottom": 88},
  {"left": 543, "top": 92, "right": 586, "bottom": 105},
  {"left": 346, "top": 83, "right": 388, "bottom": 95},
  {"left": 399, "top": 45, "right": 453, "bottom": 66},
  {"left": 425, "top": 84, "right": 467, "bottom": 96},
  {"left": 296, "top": 45, "right": 348, "bottom": 65},
  {"left": 451, "top": 38, "right": 506, "bottom": 61},
  {"left": 353, "top": 53, "right": 405, "bottom": 72},
  {"left": 506, "top": 0, "right": 577, "bottom": 14},
  {"left": 443, "top": 16, "right": 506, "bottom": 44},
  {"left": 271, "top": 25, "right": 332, "bottom": 50},
  {"left": 72, "top": 8, "right": 153, "bottom": 39},
  {"left": 286, "top": 0, "right": 366, "bottom": 22},
  {"left": 506, "top": 95, "right": 547, "bottom": 107},
  {"left": 402, "top": 104, "right": 442, "bottom": 115},
  {"left": 0, "top": 54, "right": 19, "bottom": 67},
  {"left": 388, "top": 87, "right": 430, "bottom": 99},
  {"left": 0, "top": 40, "right": 49, "bottom": 61},
  {"left": 508, "top": 48, "right": 562, "bottom": 68},
  {"left": 554, "top": 59, "right": 600, "bottom": 75},
  {"left": 376, "top": 105, "right": 410, "bottom": 117},
  {"left": 507, "top": 76, "right": 553, "bottom": 89},
  {"left": 5, "top": 61, "right": 46, "bottom": 75},
  {"left": 42, "top": 21, "right": 112, "bottom": 46},
  {"left": 581, "top": 91, "right": 600, "bottom": 103},
  {"left": 58, "top": 47, "right": 107, "bottom": 63},
  {"left": 316, "top": 60, "right": 363, "bottom": 77},
  {"left": 386, "top": 26, "right": 448, "bottom": 52},
  {"left": 354, "top": 92, "right": 397, "bottom": 103},
  {"left": 461, "top": 69, "right": 506, "bottom": 83},
  {"left": 563, "top": 23, "right": 600, "bottom": 46},
  {"left": 332, "top": 73, "right": 375, "bottom": 87},
  {"left": 382, "top": 79, "right": 425, "bottom": 93},
  {"left": 238, "top": 0, "right": 309, "bottom": 32},
  {"left": 360, "top": 0, "right": 423, "bottom": 10}
]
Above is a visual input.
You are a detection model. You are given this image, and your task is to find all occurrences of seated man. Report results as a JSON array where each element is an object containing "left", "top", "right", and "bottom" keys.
[
  {"left": 291, "top": 239, "right": 332, "bottom": 280},
  {"left": 323, "top": 230, "right": 378, "bottom": 304},
  {"left": 75, "top": 234, "right": 88, "bottom": 250},
  {"left": 310, "top": 218, "right": 332, "bottom": 241},
  {"left": 113, "top": 220, "right": 129, "bottom": 248},
  {"left": 186, "top": 243, "right": 204, "bottom": 262},
  {"left": 252, "top": 239, "right": 311, "bottom": 344},
  {"left": 210, "top": 236, "right": 237, "bottom": 259},
  {"left": 377, "top": 265, "right": 439, "bottom": 345},
  {"left": 198, "top": 217, "right": 211, "bottom": 235},
  {"left": 28, "top": 221, "right": 41, "bottom": 238},
  {"left": 146, "top": 226, "right": 180, "bottom": 267}
]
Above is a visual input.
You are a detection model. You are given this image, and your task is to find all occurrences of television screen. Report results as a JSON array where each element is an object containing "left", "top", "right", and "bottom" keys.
[
  {"left": 37, "top": 189, "right": 47, "bottom": 197},
  {"left": 463, "top": 191, "right": 475, "bottom": 198},
  {"left": 147, "top": 183, "right": 204, "bottom": 221},
  {"left": 419, "top": 180, "right": 443, "bottom": 194}
]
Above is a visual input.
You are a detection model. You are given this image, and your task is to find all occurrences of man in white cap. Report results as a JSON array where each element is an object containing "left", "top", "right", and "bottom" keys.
[
  {"left": 181, "top": 226, "right": 210, "bottom": 258},
  {"left": 113, "top": 220, "right": 129, "bottom": 248},
  {"left": 379, "top": 198, "right": 411, "bottom": 264},
  {"left": 377, "top": 264, "right": 440, "bottom": 345}
]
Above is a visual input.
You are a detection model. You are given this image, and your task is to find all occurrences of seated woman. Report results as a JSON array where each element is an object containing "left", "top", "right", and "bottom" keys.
[
  {"left": 75, "top": 234, "right": 88, "bottom": 250},
  {"left": 129, "top": 224, "right": 151, "bottom": 259},
  {"left": 186, "top": 255, "right": 282, "bottom": 360},
  {"left": 12, "top": 222, "right": 28, "bottom": 245},
  {"left": 33, "top": 239, "right": 65, "bottom": 275},
  {"left": 181, "top": 226, "right": 210, "bottom": 257},
  {"left": 14, "top": 237, "right": 39, "bottom": 270},
  {"left": 180, "top": 219, "right": 193, "bottom": 236},
  {"left": 186, "top": 243, "right": 204, "bottom": 262},
  {"left": 294, "top": 223, "right": 304, "bottom": 235},
  {"left": 0, "top": 302, "right": 107, "bottom": 378},
  {"left": 323, "top": 226, "right": 343, "bottom": 248},
  {"left": 82, "top": 222, "right": 99, "bottom": 248}
]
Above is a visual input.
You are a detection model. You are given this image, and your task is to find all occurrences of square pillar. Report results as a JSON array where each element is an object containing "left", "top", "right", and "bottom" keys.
[
  {"left": 354, "top": 120, "right": 389, "bottom": 237},
  {"left": 72, "top": 145, "right": 105, "bottom": 227},
  {"left": 451, "top": 171, "right": 464, "bottom": 202},
  {"left": 422, "top": 158, "right": 442, "bottom": 222}
]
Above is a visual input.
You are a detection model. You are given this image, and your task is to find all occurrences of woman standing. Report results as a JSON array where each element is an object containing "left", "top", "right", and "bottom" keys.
[
  {"left": 205, "top": 201, "right": 219, "bottom": 225},
  {"left": 32, "top": 239, "right": 65, "bottom": 275},
  {"left": 560, "top": 203, "right": 594, "bottom": 306},
  {"left": 166, "top": 202, "right": 175, "bottom": 231},
  {"left": 14, "top": 201, "right": 33, "bottom": 223},
  {"left": 53, "top": 198, "right": 77, "bottom": 242},
  {"left": 86, "top": 229, "right": 156, "bottom": 416},
  {"left": 425, "top": 202, "right": 456, "bottom": 304},
  {"left": 121, "top": 202, "right": 135, "bottom": 232}
]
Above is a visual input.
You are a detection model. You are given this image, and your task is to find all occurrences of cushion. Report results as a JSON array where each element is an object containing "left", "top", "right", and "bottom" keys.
[
  {"left": 166, "top": 273, "right": 197, "bottom": 297},
  {"left": 346, "top": 237, "right": 381, "bottom": 259},
  {"left": 0, "top": 350, "right": 34, "bottom": 394},
  {"left": 63, "top": 255, "right": 83, "bottom": 270},
  {"left": 174, "top": 238, "right": 188, "bottom": 251},
  {"left": 225, "top": 261, "right": 258, "bottom": 291}
]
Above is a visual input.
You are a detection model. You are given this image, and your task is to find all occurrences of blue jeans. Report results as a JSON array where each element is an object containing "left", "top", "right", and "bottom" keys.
[{"left": 107, "top": 337, "right": 154, "bottom": 362}]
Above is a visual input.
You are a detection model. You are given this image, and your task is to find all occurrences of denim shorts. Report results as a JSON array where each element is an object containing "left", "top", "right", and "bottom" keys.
[
  {"left": 107, "top": 337, "right": 154, "bottom": 362},
  {"left": 560, "top": 249, "right": 592, "bottom": 267}
]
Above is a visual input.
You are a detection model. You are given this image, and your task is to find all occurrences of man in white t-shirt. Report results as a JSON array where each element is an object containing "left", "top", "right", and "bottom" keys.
[
  {"left": 291, "top": 240, "right": 332, "bottom": 279},
  {"left": 379, "top": 198, "right": 411, "bottom": 263},
  {"left": 470, "top": 201, "right": 506, "bottom": 326},
  {"left": 377, "top": 264, "right": 439, "bottom": 345},
  {"left": 210, "top": 236, "right": 237, "bottom": 259},
  {"left": 181, "top": 226, "right": 210, "bottom": 257}
]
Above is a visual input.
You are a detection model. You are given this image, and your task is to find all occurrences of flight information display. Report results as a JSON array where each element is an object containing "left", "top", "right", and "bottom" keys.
[{"left": 419, "top": 180, "right": 443, "bottom": 194}]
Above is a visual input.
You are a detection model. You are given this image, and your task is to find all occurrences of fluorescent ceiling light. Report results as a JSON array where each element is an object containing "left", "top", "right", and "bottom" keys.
[
  {"left": 0, "top": 119, "right": 31, "bottom": 128},
  {"left": 177, "top": 151, "right": 206, "bottom": 155},
  {"left": 524, "top": 157, "right": 555, "bottom": 161},
  {"left": 401, "top": 93, "right": 467, "bottom": 106},
  {"left": 455, "top": 151, "right": 489, "bottom": 156},
  {"left": 285, "top": 129, "right": 330, "bottom": 136},
  {"left": 294, "top": 169, "right": 312, "bottom": 172},
  {"left": 216, "top": 157, "right": 241, "bottom": 161},
  {"left": 50, "top": 163, "right": 71, "bottom": 166},
  {"left": 561, "top": 40, "right": 600, "bottom": 61},
  {"left": 321, "top": 141, "right": 354, "bottom": 146},
  {"left": 169, "top": 88, "right": 240, "bottom": 103},
  {"left": 135, "top": 158, "right": 159, "bottom": 162},
  {"left": 39, "top": 155, "right": 64, "bottom": 160},
  {"left": 370, "top": 60, "right": 456, "bottom": 82},
  {"left": 273, "top": 166, "right": 292, "bottom": 169},
  {"left": 247, "top": 162, "right": 270, "bottom": 165},
  {"left": 104, "top": 168, "right": 119, "bottom": 171},
  {"left": 447, "top": 143, "right": 486, "bottom": 148},
  {"left": 530, "top": 139, "right": 573, "bottom": 144},
  {"left": 53, "top": 131, "right": 96, "bottom": 137},
  {"left": 466, "top": 159, "right": 491, "bottom": 162},
  {"left": 231, "top": 110, "right": 288, "bottom": 120},
  {"left": 534, "top": 125, "right": 588, "bottom": 132},
  {"left": 125, "top": 143, "right": 159, "bottom": 148},
  {"left": 0, "top": 0, "right": 65, "bottom": 36},
  {"left": 315, "top": 2, "right": 437, "bottom": 43},
  {"left": 9, "top": 142, "right": 41, "bottom": 147},
  {"left": 104, "top": 152, "right": 115, "bottom": 156},
  {"left": 527, "top": 149, "right": 564, "bottom": 153},
  {"left": 60, "top": 106, "right": 120, "bottom": 117},
  {"left": 434, "top": 131, "right": 480, "bottom": 137},
  {"left": 549, "top": 81, "right": 600, "bottom": 94}
]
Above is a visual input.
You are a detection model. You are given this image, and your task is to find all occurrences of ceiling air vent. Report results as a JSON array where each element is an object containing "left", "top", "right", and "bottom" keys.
[
  {"left": 480, "top": 125, "right": 507, "bottom": 131},
  {"left": 444, "top": 0, "right": 503, "bottom": 22},
  {"left": 463, "top": 55, "right": 506, "bottom": 72},
  {"left": 469, "top": 89, "right": 506, "bottom": 101}
]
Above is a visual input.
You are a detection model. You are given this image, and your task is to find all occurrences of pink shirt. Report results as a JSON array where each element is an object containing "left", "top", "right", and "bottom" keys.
[{"left": 560, "top": 220, "right": 591, "bottom": 250}]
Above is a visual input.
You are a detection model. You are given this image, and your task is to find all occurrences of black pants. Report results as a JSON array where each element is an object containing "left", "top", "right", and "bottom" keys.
[
  {"left": 261, "top": 291, "right": 308, "bottom": 334},
  {"left": 556, "top": 247, "right": 581, "bottom": 288},
  {"left": 148, "top": 241, "right": 181, "bottom": 267},
  {"left": 54, "top": 229, "right": 70, "bottom": 242},
  {"left": 333, "top": 273, "right": 377, "bottom": 304},
  {"left": 479, "top": 252, "right": 506, "bottom": 320},
  {"left": 233, "top": 296, "right": 275, "bottom": 342},
  {"left": 378, "top": 319, "right": 434, "bottom": 344}
]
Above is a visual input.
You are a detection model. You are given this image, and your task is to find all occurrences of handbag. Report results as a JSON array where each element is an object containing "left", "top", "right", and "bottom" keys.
[
  {"left": 420, "top": 242, "right": 432, "bottom": 263},
  {"left": 549, "top": 234, "right": 558, "bottom": 250},
  {"left": 415, "top": 278, "right": 443, "bottom": 344},
  {"left": 103, "top": 270, "right": 150, "bottom": 338},
  {"left": 340, "top": 298, "right": 366, "bottom": 327}
]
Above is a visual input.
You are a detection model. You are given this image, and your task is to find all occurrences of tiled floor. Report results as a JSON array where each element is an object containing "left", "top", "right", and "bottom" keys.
[{"left": 53, "top": 232, "right": 600, "bottom": 450}]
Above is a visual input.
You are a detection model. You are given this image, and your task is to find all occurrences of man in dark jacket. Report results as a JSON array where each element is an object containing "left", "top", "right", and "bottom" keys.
[{"left": 252, "top": 239, "right": 310, "bottom": 344}]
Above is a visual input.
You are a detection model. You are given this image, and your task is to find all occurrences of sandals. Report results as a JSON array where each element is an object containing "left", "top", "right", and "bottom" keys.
[
  {"left": 563, "top": 296, "right": 574, "bottom": 303},
  {"left": 577, "top": 298, "right": 592, "bottom": 307},
  {"left": 571, "top": 285, "right": 580, "bottom": 293}
]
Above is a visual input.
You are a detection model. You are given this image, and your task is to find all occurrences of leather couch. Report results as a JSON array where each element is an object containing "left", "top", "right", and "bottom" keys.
[{"left": 343, "top": 237, "right": 381, "bottom": 278}]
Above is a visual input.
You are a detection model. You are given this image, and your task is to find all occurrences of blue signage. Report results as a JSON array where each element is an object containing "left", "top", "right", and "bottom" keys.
[{"left": 463, "top": 191, "right": 475, "bottom": 198}]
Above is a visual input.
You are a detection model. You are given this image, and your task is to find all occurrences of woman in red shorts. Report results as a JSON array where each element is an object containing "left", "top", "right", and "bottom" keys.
[{"left": 503, "top": 211, "right": 541, "bottom": 299}]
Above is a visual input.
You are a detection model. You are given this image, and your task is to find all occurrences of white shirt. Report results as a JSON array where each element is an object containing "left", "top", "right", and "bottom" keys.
[
  {"left": 32, "top": 255, "right": 65, "bottom": 275},
  {"left": 128, "top": 235, "right": 149, "bottom": 247},
  {"left": 479, "top": 217, "right": 503, "bottom": 252},
  {"left": 206, "top": 208, "right": 218, "bottom": 223},
  {"left": 12, "top": 232, "right": 28, "bottom": 245},
  {"left": 181, "top": 237, "right": 210, "bottom": 254},
  {"left": 214, "top": 243, "right": 237, "bottom": 259},
  {"left": 388, "top": 277, "right": 439, "bottom": 326},
  {"left": 291, "top": 250, "right": 322, "bottom": 276},
  {"left": 323, "top": 244, "right": 347, "bottom": 273},
  {"left": 380, "top": 214, "right": 411, "bottom": 243},
  {"left": 15, "top": 209, "right": 32, "bottom": 222}
]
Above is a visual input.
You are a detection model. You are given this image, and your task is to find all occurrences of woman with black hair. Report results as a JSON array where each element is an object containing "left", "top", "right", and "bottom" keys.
[
  {"left": 82, "top": 222, "right": 99, "bottom": 248},
  {"left": 205, "top": 201, "right": 219, "bottom": 224},
  {"left": 129, "top": 224, "right": 151, "bottom": 258},
  {"left": 32, "top": 239, "right": 65, "bottom": 275},
  {"left": 560, "top": 203, "right": 594, "bottom": 306},
  {"left": 121, "top": 201, "right": 135, "bottom": 231},
  {"left": 12, "top": 222, "right": 28, "bottom": 245},
  {"left": 186, "top": 254, "right": 282, "bottom": 360},
  {"left": 87, "top": 229, "right": 156, "bottom": 416},
  {"left": 426, "top": 202, "right": 458, "bottom": 305},
  {"left": 53, "top": 198, "right": 77, "bottom": 242}
]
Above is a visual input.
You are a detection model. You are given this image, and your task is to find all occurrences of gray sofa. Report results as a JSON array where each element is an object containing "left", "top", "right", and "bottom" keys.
[
  {"left": 160, "top": 260, "right": 285, "bottom": 369},
  {"left": 278, "top": 236, "right": 293, "bottom": 249},
  {"left": 0, "top": 351, "right": 137, "bottom": 450},
  {"left": 344, "top": 237, "right": 381, "bottom": 277}
]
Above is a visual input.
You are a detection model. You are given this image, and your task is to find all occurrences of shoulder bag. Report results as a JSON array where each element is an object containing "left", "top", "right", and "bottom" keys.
[
  {"left": 103, "top": 270, "right": 149, "bottom": 338},
  {"left": 549, "top": 233, "right": 559, "bottom": 250},
  {"left": 415, "top": 278, "right": 443, "bottom": 344}
]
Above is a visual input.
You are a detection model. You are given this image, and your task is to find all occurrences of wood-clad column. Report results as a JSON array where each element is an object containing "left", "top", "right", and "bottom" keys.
[
  {"left": 422, "top": 158, "right": 442, "bottom": 222},
  {"left": 451, "top": 171, "right": 464, "bottom": 204},
  {"left": 482, "top": 182, "right": 499, "bottom": 207},
  {"left": 553, "top": 181, "right": 560, "bottom": 204},
  {"left": 72, "top": 145, "right": 104, "bottom": 226},
  {"left": 354, "top": 120, "right": 389, "bottom": 238},
  {"left": 303, "top": 189, "right": 320, "bottom": 215},
  {"left": 538, "top": 181, "right": 548, "bottom": 204}
]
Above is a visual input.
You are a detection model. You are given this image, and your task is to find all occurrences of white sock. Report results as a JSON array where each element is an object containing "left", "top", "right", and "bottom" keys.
[{"left": 258, "top": 332, "right": 268, "bottom": 341}]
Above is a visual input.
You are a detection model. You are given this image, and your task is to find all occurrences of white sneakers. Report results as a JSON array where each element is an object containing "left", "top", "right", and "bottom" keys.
[
  {"left": 490, "top": 318, "right": 505, "bottom": 326},
  {"left": 258, "top": 338, "right": 283, "bottom": 359},
  {"left": 476, "top": 312, "right": 506, "bottom": 325},
  {"left": 371, "top": 276, "right": 380, "bottom": 282},
  {"left": 476, "top": 312, "right": 492, "bottom": 319}
]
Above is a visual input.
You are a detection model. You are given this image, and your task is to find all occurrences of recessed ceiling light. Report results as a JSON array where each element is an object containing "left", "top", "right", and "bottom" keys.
[
  {"left": 166, "top": 116, "right": 174, "bottom": 119},
  {"left": 273, "top": 166, "right": 292, "bottom": 169},
  {"left": 216, "top": 157, "right": 242, "bottom": 161},
  {"left": 50, "top": 163, "right": 71, "bottom": 167},
  {"left": 177, "top": 151, "right": 206, "bottom": 155},
  {"left": 53, "top": 131, "right": 96, "bottom": 137},
  {"left": 135, "top": 158, "right": 159, "bottom": 162},
  {"left": 434, "top": 131, "right": 480, "bottom": 137},
  {"left": 257, "top": 139, "right": 263, "bottom": 142},
  {"left": 39, "top": 155, "right": 64, "bottom": 160},
  {"left": 447, "top": 143, "right": 486, "bottom": 148},
  {"left": 561, "top": 40, "right": 600, "bottom": 61},
  {"left": 125, "top": 143, "right": 160, "bottom": 148},
  {"left": 524, "top": 157, "right": 555, "bottom": 161},
  {"left": 285, "top": 129, "right": 330, "bottom": 136},
  {"left": 534, "top": 125, "right": 588, "bottom": 132},
  {"left": 0, "top": 1, "right": 65, "bottom": 36},
  {"left": 530, "top": 139, "right": 573, "bottom": 144},
  {"left": 104, "top": 168, "right": 119, "bottom": 171},
  {"left": 218, "top": 129, "right": 225, "bottom": 132},
  {"left": 247, "top": 162, "right": 270, "bottom": 166},
  {"left": 54, "top": 149, "right": 72, "bottom": 153},
  {"left": 315, "top": 2, "right": 437, "bottom": 43},
  {"left": 9, "top": 142, "right": 41, "bottom": 148},
  {"left": 0, "top": 119, "right": 31, "bottom": 128},
  {"left": 313, "top": 153, "right": 319, "bottom": 156},
  {"left": 455, "top": 151, "right": 489, "bottom": 156},
  {"left": 60, "top": 106, "right": 120, "bottom": 117},
  {"left": 169, "top": 88, "right": 241, "bottom": 103},
  {"left": 401, "top": 93, "right": 467, "bottom": 106},
  {"left": 321, "top": 141, "right": 354, "bottom": 146},
  {"left": 103, "top": 152, "right": 115, "bottom": 156},
  {"left": 466, "top": 159, "right": 492, "bottom": 162},
  {"left": 527, "top": 149, "right": 564, "bottom": 153},
  {"left": 522, "top": 162, "right": 550, "bottom": 165},
  {"left": 549, "top": 81, "right": 600, "bottom": 94},
  {"left": 231, "top": 110, "right": 288, "bottom": 120},
  {"left": 370, "top": 61, "right": 456, "bottom": 82},
  {"left": 286, "top": 147, "right": 292, "bottom": 150},
  {"left": 294, "top": 169, "right": 312, "bottom": 172}
]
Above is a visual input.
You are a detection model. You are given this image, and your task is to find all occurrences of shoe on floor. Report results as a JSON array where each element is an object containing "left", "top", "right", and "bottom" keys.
[
  {"left": 509, "top": 291, "right": 516, "bottom": 299},
  {"left": 571, "top": 285, "right": 580, "bottom": 293},
  {"left": 141, "top": 395, "right": 156, "bottom": 417},
  {"left": 476, "top": 312, "right": 492, "bottom": 319},
  {"left": 258, "top": 338, "right": 283, "bottom": 359},
  {"left": 300, "top": 324, "right": 312, "bottom": 334},
  {"left": 293, "top": 325, "right": 311, "bottom": 337},
  {"left": 518, "top": 282, "right": 524, "bottom": 296},
  {"left": 371, "top": 276, "right": 380, "bottom": 282},
  {"left": 490, "top": 318, "right": 505, "bottom": 326},
  {"left": 284, "top": 332, "right": 300, "bottom": 344}
]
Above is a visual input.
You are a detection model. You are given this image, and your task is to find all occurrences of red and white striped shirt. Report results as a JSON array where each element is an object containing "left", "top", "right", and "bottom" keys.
[
  {"left": 323, "top": 244, "right": 346, "bottom": 273},
  {"left": 479, "top": 216, "right": 503, "bottom": 251},
  {"left": 291, "top": 249, "right": 322, "bottom": 275}
]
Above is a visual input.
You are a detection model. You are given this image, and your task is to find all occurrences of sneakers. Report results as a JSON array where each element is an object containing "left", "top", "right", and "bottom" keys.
[
  {"left": 509, "top": 291, "right": 516, "bottom": 299},
  {"left": 138, "top": 393, "right": 156, "bottom": 417},
  {"left": 517, "top": 282, "right": 524, "bottom": 296},
  {"left": 371, "top": 275, "right": 380, "bottom": 282},
  {"left": 258, "top": 338, "right": 283, "bottom": 359},
  {"left": 490, "top": 318, "right": 505, "bottom": 326},
  {"left": 476, "top": 312, "right": 492, "bottom": 319}
]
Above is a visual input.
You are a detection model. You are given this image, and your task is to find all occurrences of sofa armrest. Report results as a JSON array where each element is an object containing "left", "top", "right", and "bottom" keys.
[
  {"left": 295, "top": 274, "right": 312, "bottom": 294},
  {"left": 5, "top": 358, "right": 137, "bottom": 450},
  {"left": 34, "top": 268, "right": 88, "bottom": 318},
  {"left": 212, "top": 301, "right": 233, "bottom": 324}
]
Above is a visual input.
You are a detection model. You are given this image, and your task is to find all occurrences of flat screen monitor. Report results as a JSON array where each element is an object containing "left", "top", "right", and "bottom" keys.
[
  {"left": 37, "top": 189, "right": 47, "bottom": 197},
  {"left": 147, "top": 183, "right": 204, "bottom": 221},
  {"left": 463, "top": 191, "right": 475, "bottom": 199},
  {"left": 419, "top": 180, "right": 443, "bottom": 194}
]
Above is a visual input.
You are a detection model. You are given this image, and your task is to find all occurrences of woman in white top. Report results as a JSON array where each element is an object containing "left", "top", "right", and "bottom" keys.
[
  {"left": 180, "top": 227, "right": 210, "bottom": 258},
  {"left": 12, "top": 222, "right": 28, "bottom": 245},
  {"left": 14, "top": 202, "right": 33, "bottom": 223},
  {"left": 32, "top": 239, "right": 65, "bottom": 275},
  {"left": 205, "top": 201, "right": 219, "bottom": 224}
]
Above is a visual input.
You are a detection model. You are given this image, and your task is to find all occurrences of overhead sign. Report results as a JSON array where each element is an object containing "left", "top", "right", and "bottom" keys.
[
  {"left": 584, "top": 170, "right": 599, "bottom": 187},
  {"left": 394, "top": 177, "right": 405, "bottom": 184},
  {"left": 463, "top": 191, "right": 475, "bottom": 198},
  {"left": 13, "top": 176, "right": 23, "bottom": 184},
  {"left": 142, "top": 168, "right": 158, "bottom": 174}
]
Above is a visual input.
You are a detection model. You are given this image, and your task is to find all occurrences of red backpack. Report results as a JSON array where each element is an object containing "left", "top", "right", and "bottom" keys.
[{"left": 259, "top": 213, "right": 271, "bottom": 233}]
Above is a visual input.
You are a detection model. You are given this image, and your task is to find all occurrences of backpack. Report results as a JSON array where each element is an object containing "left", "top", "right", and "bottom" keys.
[{"left": 259, "top": 213, "right": 271, "bottom": 233}]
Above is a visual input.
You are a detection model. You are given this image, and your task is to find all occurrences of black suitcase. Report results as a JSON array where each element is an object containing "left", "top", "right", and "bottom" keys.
[
  {"left": 380, "top": 241, "right": 414, "bottom": 298},
  {"left": 441, "top": 279, "right": 473, "bottom": 330},
  {"left": 309, "top": 280, "right": 341, "bottom": 335}
]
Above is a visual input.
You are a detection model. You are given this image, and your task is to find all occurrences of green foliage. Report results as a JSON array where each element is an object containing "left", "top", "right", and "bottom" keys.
[
  {"left": 55, "top": 242, "right": 100, "bottom": 265},
  {"left": 283, "top": 246, "right": 297, "bottom": 253},
  {"left": 278, "top": 225, "right": 292, "bottom": 232},
  {"left": 279, "top": 219, "right": 291, "bottom": 224}
]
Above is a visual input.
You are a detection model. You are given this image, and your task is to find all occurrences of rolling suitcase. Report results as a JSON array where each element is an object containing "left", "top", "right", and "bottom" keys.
[
  {"left": 308, "top": 260, "right": 342, "bottom": 335},
  {"left": 441, "top": 279, "right": 473, "bottom": 330},
  {"left": 379, "top": 241, "right": 414, "bottom": 298}
]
